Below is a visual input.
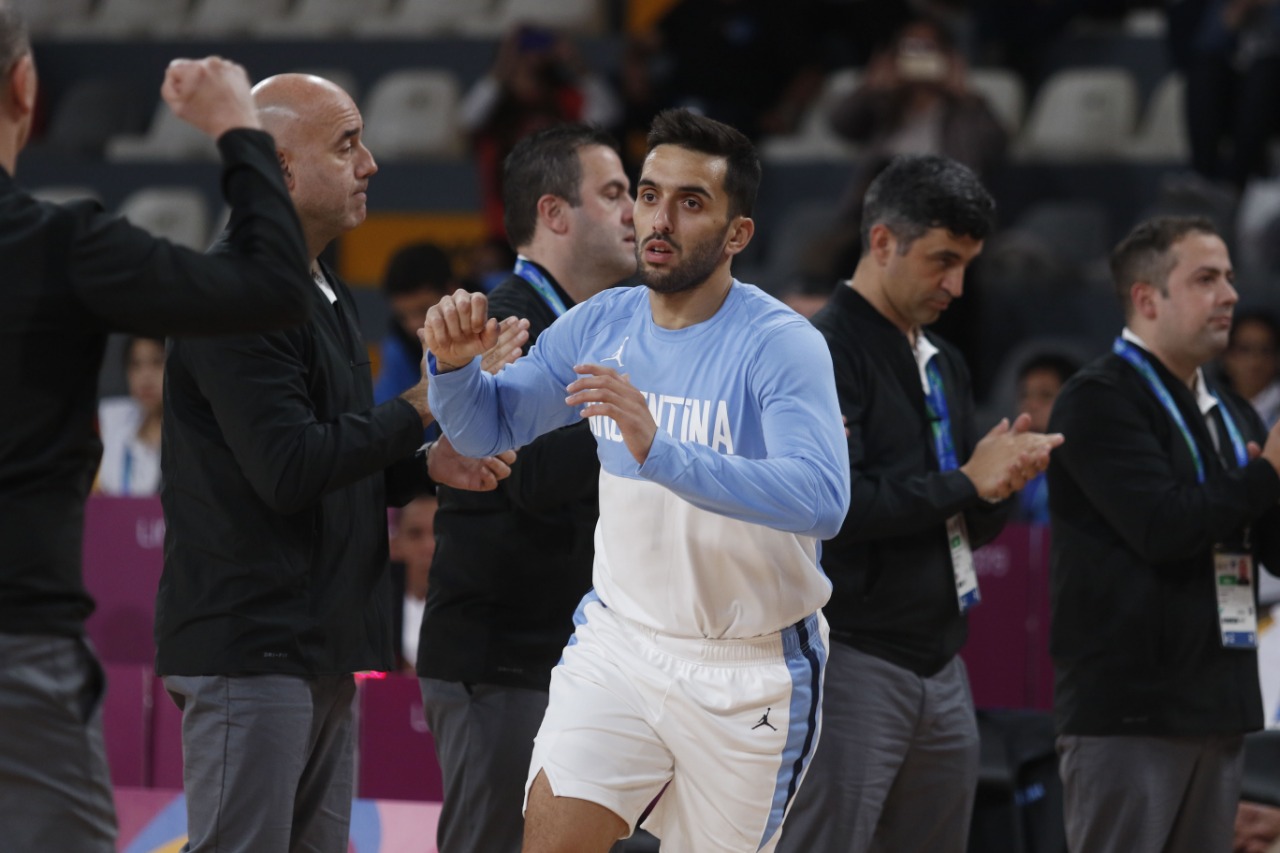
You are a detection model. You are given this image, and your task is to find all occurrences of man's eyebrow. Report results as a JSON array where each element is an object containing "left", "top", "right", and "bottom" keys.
[{"left": 637, "top": 178, "right": 712, "bottom": 198}]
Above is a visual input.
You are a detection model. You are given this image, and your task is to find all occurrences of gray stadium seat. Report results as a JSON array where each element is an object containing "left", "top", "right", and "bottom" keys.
[
  {"left": 117, "top": 186, "right": 212, "bottom": 251},
  {"left": 1015, "top": 68, "right": 1139, "bottom": 162},
  {"left": 105, "top": 103, "right": 219, "bottom": 163},
  {"left": 362, "top": 70, "right": 464, "bottom": 161}
]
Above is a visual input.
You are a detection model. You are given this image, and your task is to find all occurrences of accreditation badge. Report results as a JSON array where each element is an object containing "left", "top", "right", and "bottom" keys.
[
  {"left": 947, "top": 513, "right": 980, "bottom": 613},
  {"left": 1216, "top": 549, "right": 1258, "bottom": 649}
]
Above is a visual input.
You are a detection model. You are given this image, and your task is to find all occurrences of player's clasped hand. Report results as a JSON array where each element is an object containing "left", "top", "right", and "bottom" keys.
[
  {"left": 161, "top": 56, "right": 261, "bottom": 138},
  {"left": 424, "top": 290, "right": 505, "bottom": 372},
  {"left": 566, "top": 364, "right": 658, "bottom": 466}
]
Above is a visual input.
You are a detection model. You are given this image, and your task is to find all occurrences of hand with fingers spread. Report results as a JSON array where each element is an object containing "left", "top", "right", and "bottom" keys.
[
  {"left": 161, "top": 56, "right": 262, "bottom": 138},
  {"left": 565, "top": 363, "right": 657, "bottom": 465},
  {"left": 960, "top": 412, "right": 1064, "bottom": 502},
  {"left": 481, "top": 316, "right": 530, "bottom": 373},
  {"left": 427, "top": 435, "right": 518, "bottom": 492},
  {"left": 423, "top": 290, "right": 503, "bottom": 373}
]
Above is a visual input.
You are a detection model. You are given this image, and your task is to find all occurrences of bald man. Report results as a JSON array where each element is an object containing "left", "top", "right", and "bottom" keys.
[{"left": 154, "top": 75, "right": 525, "bottom": 852}]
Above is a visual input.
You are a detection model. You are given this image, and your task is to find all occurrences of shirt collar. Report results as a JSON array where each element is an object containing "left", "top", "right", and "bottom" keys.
[
  {"left": 912, "top": 330, "right": 940, "bottom": 393},
  {"left": 1122, "top": 327, "right": 1216, "bottom": 415}
]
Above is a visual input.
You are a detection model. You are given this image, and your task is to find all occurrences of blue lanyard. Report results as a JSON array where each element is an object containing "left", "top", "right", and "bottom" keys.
[
  {"left": 514, "top": 257, "right": 569, "bottom": 318},
  {"left": 121, "top": 446, "right": 133, "bottom": 495},
  {"left": 923, "top": 356, "right": 960, "bottom": 472},
  {"left": 1112, "top": 338, "right": 1248, "bottom": 482}
]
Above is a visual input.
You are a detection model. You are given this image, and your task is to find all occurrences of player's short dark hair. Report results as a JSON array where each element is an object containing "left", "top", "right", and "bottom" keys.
[
  {"left": 1110, "top": 216, "right": 1218, "bottom": 318},
  {"left": 0, "top": 1, "right": 29, "bottom": 78},
  {"left": 502, "top": 122, "right": 619, "bottom": 249},
  {"left": 859, "top": 154, "right": 996, "bottom": 254},
  {"left": 382, "top": 242, "right": 454, "bottom": 297},
  {"left": 1017, "top": 352, "right": 1080, "bottom": 386},
  {"left": 645, "top": 108, "right": 761, "bottom": 220}
]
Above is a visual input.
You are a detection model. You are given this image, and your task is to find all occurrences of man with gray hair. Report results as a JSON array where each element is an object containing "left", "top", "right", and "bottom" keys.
[
  {"left": 156, "top": 73, "right": 526, "bottom": 852},
  {"left": 0, "top": 4, "right": 317, "bottom": 849},
  {"left": 1050, "top": 216, "right": 1280, "bottom": 852}
]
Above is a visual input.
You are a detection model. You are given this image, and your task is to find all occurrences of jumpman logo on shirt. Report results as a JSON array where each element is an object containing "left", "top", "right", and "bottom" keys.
[
  {"left": 752, "top": 708, "right": 777, "bottom": 731},
  {"left": 601, "top": 336, "right": 629, "bottom": 368}
]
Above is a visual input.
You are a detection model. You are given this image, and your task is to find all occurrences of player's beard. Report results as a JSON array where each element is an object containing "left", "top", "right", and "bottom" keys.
[{"left": 637, "top": 226, "right": 728, "bottom": 295}]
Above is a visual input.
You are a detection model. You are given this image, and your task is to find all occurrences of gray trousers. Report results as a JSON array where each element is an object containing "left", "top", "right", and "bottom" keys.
[
  {"left": 1058, "top": 733, "right": 1244, "bottom": 853},
  {"left": 163, "top": 673, "right": 356, "bottom": 853},
  {"left": 777, "top": 643, "right": 979, "bottom": 853},
  {"left": 419, "top": 678, "right": 549, "bottom": 853},
  {"left": 0, "top": 633, "right": 116, "bottom": 853}
]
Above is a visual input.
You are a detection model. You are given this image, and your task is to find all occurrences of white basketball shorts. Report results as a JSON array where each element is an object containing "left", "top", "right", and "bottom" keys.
[{"left": 525, "top": 591, "right": 828, "bottom": 853}]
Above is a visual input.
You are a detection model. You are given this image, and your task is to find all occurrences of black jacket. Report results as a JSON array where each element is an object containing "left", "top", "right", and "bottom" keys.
[
  {"left": 811, "top": 285, "right": 1008, "bottom": 677},
  {"left": 156, "top": 263, "right": 430, "bottom": 676},
  {"left": 0, "top": 129, "right": 310, "bottom": 638},
  {"left": 417, "top": 266, "right": 600, "bottom": 690},
  {"left": 1049, "top": 345, "right": 1280, "bottom": 736}
]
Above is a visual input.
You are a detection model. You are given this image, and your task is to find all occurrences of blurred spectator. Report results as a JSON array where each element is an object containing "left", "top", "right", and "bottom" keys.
[
  {"left": 461, "top": 24, "right": 621, "bottom": 239},
  {"left": 95, "top": 335, "right": 164, "bottom": 497},
  {"left": 778, "top": 277, "right": 835, "bottom": 318},
  {"left": 829, "top": 18, "right": 1009, "bottom": 184},
  {"left": 1012, "top": 351, "right": 1079, "bottom": 524},
  {"left": 373, "top": 242, "right": 459, "bottom": 406},
  {"left": 1221, "top": 309, "right": 1280, "bottom": 427},
  {"left": 1168, "top": 0, "right": 1280, "bottom": 188},
  {"left": 465, "top": 235, "right": 519, "bottom": 294},
  {"left": 621, "top": 0, "right": 824, "bottom": 155},
  {"left": 390, "top": 493, "right": 438, "bottom": 672}
]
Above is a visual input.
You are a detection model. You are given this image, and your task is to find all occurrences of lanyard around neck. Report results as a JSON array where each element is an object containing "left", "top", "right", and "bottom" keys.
[
  {"left": 1112, "top": 338, "right": 1248, "bottom": 482},
  {"left": 513, "top": 258, "right": 569, "bottom": 318},
  {"left": 923, "top": 356, "right": 960, "bottom": 472}
]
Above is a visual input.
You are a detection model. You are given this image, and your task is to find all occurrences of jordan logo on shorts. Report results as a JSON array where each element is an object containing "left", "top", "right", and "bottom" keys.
[{"left": 752, "top": 708, "right": 777, "bottom": 731}]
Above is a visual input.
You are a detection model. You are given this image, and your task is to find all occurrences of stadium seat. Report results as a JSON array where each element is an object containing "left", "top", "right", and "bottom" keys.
[
  {"left": 43, "top": 77, "right": 151, "bottom": 158},
  {"left": 118, "top": 187, "right": 212, "bottom": 250},
  {"left": 353, "top": 0, "right": 486, "bottom": 37},
  {"left": 106, "top": 103, "right": 220, "bottom": 163},
  {"left": 495, "top": 0, "right": 605, "bottom": 35},
  {"left": 254, "top": 0, "right": 395, "bottom": 38},
  {"left": 1124, "top": 73, "right": 1189, "bottom": 163},
  {"left": 970, "top": 67, "right": 1026, "bottom": 136},
  {"left": 28, "top": 185, "right": 103, "bottom": 205},
  {"left": 759, "top": 68, "right": 862, "bottom": 164},
  {"left": 15, "top": 0, "right": 94, "bottom": 38},
  {"left": 183, "top": 0, "right": 291, "bottom": 37},
  {"left": 1015, "top": 67, "right": 1139, "bottom": 162},
  {"left": 55, "top": 0, "right": 189, "bottom": 39},
  {"left": 362, "top": 69, "right": 464, "bottom": 161}
]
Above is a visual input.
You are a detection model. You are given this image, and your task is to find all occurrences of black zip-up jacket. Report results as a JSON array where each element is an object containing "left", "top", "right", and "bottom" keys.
[
  {"left": 1049, "top": 345, "right": 1280, "bottom": 736},
  {"left": 418, "top": 266, "right": 600, "bottom": 690},
  {"left": 156, "top": 262, "right": 430, "bottom": 676},
  {"left": 0, "top": 129, "right": 310, "bottom": 638},
  {"left": 811, "top": 284, "right": 1008, "bottom": 677}
]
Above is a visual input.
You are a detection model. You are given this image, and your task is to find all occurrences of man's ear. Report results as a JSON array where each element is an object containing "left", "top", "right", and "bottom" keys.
[
  {"left": 9, "top": 53, "right": 35, "bottom": 117},
  {"left": 724, "top": 215, "right": 755, "bottom": 257},
  {"left": 537, "top": 193, "right": 569, "bottom": 236},
  {"left": 868, "top": 223, "right": 896, "bottom": 265},
  {"left": 1131, "top": 281, "right": 1159, "bottom": 320},
  {"left": 276, "top": 149, "right": 295, "bottom": 189}
]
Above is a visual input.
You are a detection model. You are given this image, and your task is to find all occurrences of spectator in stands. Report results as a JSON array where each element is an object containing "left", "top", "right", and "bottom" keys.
[
  {"left": 779, "top": 155, "right": 1062, "bottom": 853},
  {"left": 373, "top": 241, "right": 458, "bottom": 406},
  {"left": 1012, "top": 351, "right": 1079, "bottom": 524},
  {"left": 620, "top": 0, "right": 823, "bottom": 150},
  {"left": 829, "top": 17, "right": 1008, "bottom": 186},
  {"left": 779, "top": 277, "right": 835, "bottom": 318},
  {"left": 0, "top": 11, "right": 318, "bottom": 844},
  {"left": 1168, "top": 0, "right": 1280, "bottom": 188},
  {"left": 96, "top": 335, "right": 165, "bottom": 497},
  {"left": 1221, "top": 309, "right": 1280, "bottom": 427},
  {"left": 155, "top": 73, "right": 524, "bottom": 853},
  {"left": 1049, "top": 216, "right": 1280, "bottom": 853},
  {"left": 418, "top": 122, "right": 634, "bottom": 853},
  {"left": 462, "top": 24, "right": 621, "bottom": 239},
  {"left": 389, "top": 493, "right": 437, "bottom": 672}
]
